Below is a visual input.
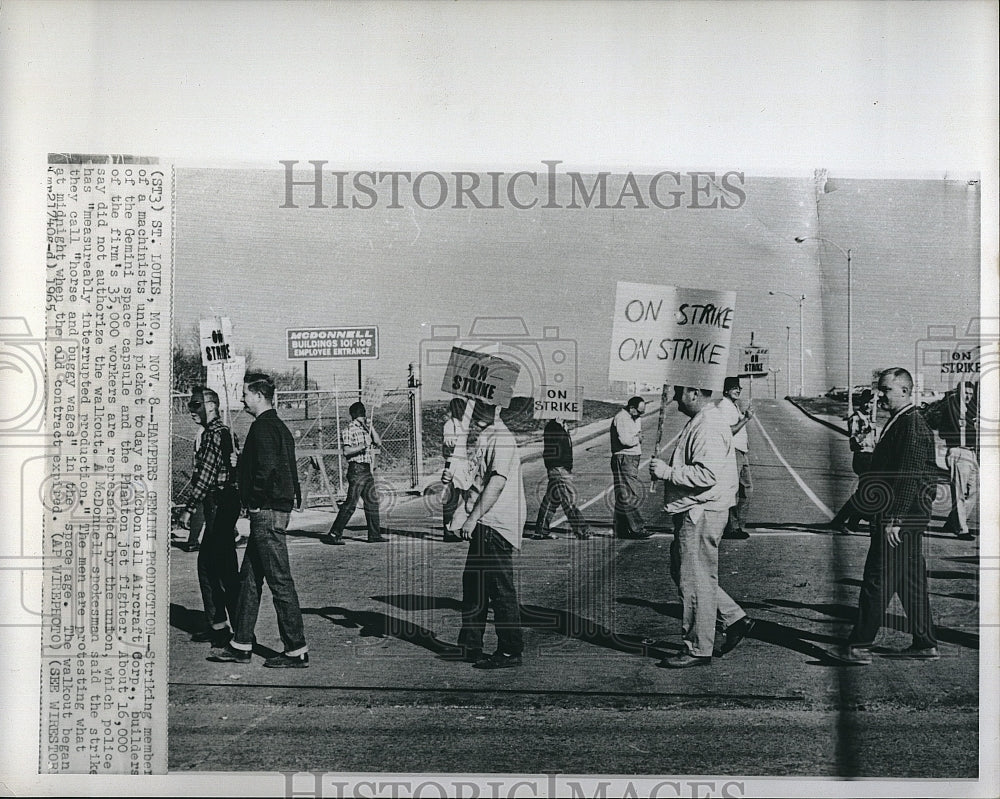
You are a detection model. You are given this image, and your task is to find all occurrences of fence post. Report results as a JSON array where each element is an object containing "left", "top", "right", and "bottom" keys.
[{"left": 410, "top": 384, "right": 424, "bottom": 489}]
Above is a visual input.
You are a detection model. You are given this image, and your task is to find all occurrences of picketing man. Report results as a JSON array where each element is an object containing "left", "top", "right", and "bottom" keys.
[
  {"left": 177, "top": 386, "right": 242, "bottom": 647},
  {"left": 649, "top": 385, "right": 755, "bottom": 669},
  {"left": 209, "top": 372, "right": 310, "bottom": 668},
  {"left": 322, "top": 401, "right": 386, "bottom": 544},
  {"left": 838, "top": 367, "right": 939, "bottom": 664},
  {"left": 610, "top": 396, "right": 652, "bottom": 539}
]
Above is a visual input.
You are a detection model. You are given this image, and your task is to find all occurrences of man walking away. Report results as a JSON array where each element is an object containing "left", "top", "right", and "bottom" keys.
[
  {"left": 322, "top": 401, "right": 386, "bottom": 544},
  {"left": 532, "top": 418, "right": 590, "bottom": 540}
]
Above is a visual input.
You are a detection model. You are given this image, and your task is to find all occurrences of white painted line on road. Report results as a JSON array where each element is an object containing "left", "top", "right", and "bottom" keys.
[
  {"left": 752, "top": 416, "right": 835, "bottom": 520},
  {"left": 550, "top": 430, "right": 684, "bottom": 528}
]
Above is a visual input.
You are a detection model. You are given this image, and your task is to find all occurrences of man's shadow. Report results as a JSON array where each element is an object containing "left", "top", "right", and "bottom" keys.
[
  {"left": 302, "top": 603, "right": 458, "bottom": 654},
  {"left": 169, "top": 602, "right": 282, "bottom": 659}
]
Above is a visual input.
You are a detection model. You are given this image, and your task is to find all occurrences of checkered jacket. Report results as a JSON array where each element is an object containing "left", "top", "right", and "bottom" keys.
[{"left": 863, "top": 407, "right": 938, "bottom": 523}]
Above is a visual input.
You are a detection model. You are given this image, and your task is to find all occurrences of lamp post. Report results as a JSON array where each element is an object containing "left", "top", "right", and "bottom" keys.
[
  {"left": 768, "top": 290, "right": 806, "bottom": 395},
  {"left": 795, "top": 236, "right": 853, "bottom": 414},
  {"left": 785, "top": 325, "right": 791, "bottom": 396}
]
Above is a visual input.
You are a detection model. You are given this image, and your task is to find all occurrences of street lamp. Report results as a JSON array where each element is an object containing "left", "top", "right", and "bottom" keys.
[
  {"left": 768, "top": 290, "right": 806, "bottom": 395},
  {"left": 785, "top": 325, "right": 791, "bottom": 396},
  {"left": 794, "top": 235, "right": 854, "bottom": 414}
]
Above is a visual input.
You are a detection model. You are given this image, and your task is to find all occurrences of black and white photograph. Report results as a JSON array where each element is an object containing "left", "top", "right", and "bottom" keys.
[{"left": 1, "top": 2, "right": 997, "bottom": 797}]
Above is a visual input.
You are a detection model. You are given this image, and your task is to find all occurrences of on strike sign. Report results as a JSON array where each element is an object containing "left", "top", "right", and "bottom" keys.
[
  {"left": 199, "top": 316, "right": 235, "bottom": 366},
  {"left": 608, "top": 282, "right": 736, "bottom": 392},
  {"left": 534, "top": 385, "right": 583, "bottom": 422},
  {"left": 441, "top": 346, "right": 520, "bottom": 408}
]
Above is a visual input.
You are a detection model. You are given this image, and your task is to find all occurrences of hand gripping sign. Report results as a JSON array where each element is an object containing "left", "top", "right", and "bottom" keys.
[
  {"left": 609, "top": 282, "right": 736, "bottom": 392},
  {"left": 441, "top": 344, "right": 521, "bottom": 408}
]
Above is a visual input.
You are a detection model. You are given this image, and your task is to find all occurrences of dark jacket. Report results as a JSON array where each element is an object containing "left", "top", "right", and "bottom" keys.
[
  {"left": 237, "top": 408, "right": 301, "bottom": 512},
  {"left": 861, "top": 406, "right": 937, "bottom": 525},
  {"left": 542, "top": 420, "right": 573, "bottom": 471},
  {"left": 934, "top": 391, "right": 977, "bottom": 452}
]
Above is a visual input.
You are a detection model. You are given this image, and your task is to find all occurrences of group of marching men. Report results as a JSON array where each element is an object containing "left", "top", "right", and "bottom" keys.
[{"left": 177, "top": 367, "right": 977, "bottom": 670}]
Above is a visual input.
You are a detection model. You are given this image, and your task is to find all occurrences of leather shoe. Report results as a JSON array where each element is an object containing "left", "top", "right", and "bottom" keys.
[
  {"left": 722, "top": 528, "right": 750, "bottom": 540},
  {"left": 264, "top": 652, "right": 309, "bottom": 668},
  {"left": 881, "top": 645, "right": 940, "bottom": 661},
  {"left": 717, "top": 616, "right": 755, "bottom": 656},
  {"left": 658, "top": 652, "right": 712, "bottom": 669},
  {"left": 617, "top": 529, "right": 653, "bottom": 540},
  {"left": 367, "top": 536, "right": 388, "bottom": 543},
  {"left": 530, "top": 532, "right": 558, "bottom": 540},
  {"left": 442, "top": 532, "right": 463, "bottom": 543},
  {"left": 320, "top": 534, "right": 346, "bottom": 545},
  {"left": 179, "top": 541, "right": 200, "bottom": 552},
  {"left": 472, "top": 652, "right": 522, "bottom": 669},
  {"left": 191, "top": 627, "right": 231, "bottom": 646},
  {"left": 207, "top": 644, "right": 251, "bottom": 664}
]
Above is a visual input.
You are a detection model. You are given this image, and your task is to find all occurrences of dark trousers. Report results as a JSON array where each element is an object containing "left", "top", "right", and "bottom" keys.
[
  {"left": 186, "top": 501, "right": 205, "bottom": 546},
  {"left": 458, "top": 524, "right": 523, "bottom": 656},
  {"left": 232, "top": 509, "right": 308, "bottom": 654},
  {"left": 442, "top": 484, "right": 462, "bottom": 529},
  {"left": 329, "top": 462, "right": 381, "bottom": 540},
  {"left": 197, "top": 485, "right": 242, "bottom": 628},
  {"left": 832, "top": 451, "right": 874, "bottom": 529},
  {"left": 848, "top": 520, "right": 937, "bottom": 649},
  {"left": 611, "top": 454, "right": 645, "bottom": 537},
  {"left": 534, "top": 467, "right": 588, "bottom": 535}
]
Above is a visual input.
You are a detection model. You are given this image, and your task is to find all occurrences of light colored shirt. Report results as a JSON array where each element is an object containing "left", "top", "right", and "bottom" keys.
[
  {"left": 469, "top": 420, "right": 525, "bottom": 549},
  {"left": 342, "top": 418, "right": 377, "bottom": 465},
  {"left": 610, "top": 408, "right": 642, "bottom": 456},
  {"left": 653, "top": 404, "right": 738, "bottom": 518},
  {"left": 716, "top": 396, "right": 748, "bottom": 453}
]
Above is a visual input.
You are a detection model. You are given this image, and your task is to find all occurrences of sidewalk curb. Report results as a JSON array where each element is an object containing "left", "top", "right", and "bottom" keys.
[{"left": 785, "top": 397, "right": 848, "bottom": 436}]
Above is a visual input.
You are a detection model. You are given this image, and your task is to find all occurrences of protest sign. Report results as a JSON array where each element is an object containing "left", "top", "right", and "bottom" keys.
[
  {"left": 199, "top": 316, "right": 235, "bottom": 366},
  {"left": 740, "top": 346, "right": 770, "bottom": 377},
  {"left": 441, "top": 345, "right": 520, "bottom": 408},
  {"left": 608, "top": 282, "right": 736, "bottom": 392},
  {"left": 206, "top": 354, "right": 246, "bottom": 420},
  {"left": 533, "top": 384, "right": 583, "bottom": 422},
  {"left": 362, "top": 375, "right": 387, "bottom": 409}
]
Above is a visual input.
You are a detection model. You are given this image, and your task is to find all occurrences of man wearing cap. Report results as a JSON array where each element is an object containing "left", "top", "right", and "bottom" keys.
[
  {"left": 649, "top": 385, "right": 754, "bottom": 668},
  {"left": 322, "top": 401, "right": 386, "bottom": 544},
  {"left": 610, "top": 396, "right": 651, "bottom": 539},
  {"left": 177, "top": 387, "right": 241, "bottom": 647},
  {"left": 717, "top": 377, "right": 754, "bottom": 540},
  {"left": 209, "top": 372, "right": 309, "bottom": 668},
  {"left": 446, "top": 400, "right": 526, "bottom": 669}
]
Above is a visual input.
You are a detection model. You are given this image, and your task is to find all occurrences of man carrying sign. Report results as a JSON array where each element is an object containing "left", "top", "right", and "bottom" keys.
[
  {"left": 932, "top": 383, "right": 979, "bottom": 540},
  {"left": 649, "top": 385, "right": 755, "bottom": 668}
]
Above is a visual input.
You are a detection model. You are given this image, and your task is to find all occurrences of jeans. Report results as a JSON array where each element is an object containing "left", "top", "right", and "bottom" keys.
[
  {"left": 186, "top": 501, "right": 205, "bottom": 546},
  {"left": 329, "top": 462, "right": 381, "bottom": 540},
  {"left": 670, "top": 509, "right": 746, "bottom": 657},
  {"left": 458, "top": 524, "right": 523, "bottom": 656},
  {"left": 848, "top": 520, "right": 937, "bottom": 649},
  {"left": 197, "top": 485, "right": 241, "bottom": 628},
  {"left": 534, "top": 467, "right": 589, "bottom": 535},
  {"left": 232, "top": 509, "right": 308, "bottom": 655},
  {"left": 611, "top": 454, "right": 645, "bottom": 537},
  {"left": 944, "top": 447, "right": 978, "bottom": 535},
  {"left": 726, "top": 450, "right": 753, "bottom": 533}
]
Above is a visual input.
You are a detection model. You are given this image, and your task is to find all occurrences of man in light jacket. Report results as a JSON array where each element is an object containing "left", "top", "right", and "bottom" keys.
[{"left": 649, "top": 385, "right": 755, "bottom": 668}]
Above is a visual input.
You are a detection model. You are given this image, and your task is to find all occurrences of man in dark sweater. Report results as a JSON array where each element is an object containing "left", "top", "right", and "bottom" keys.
[
  {"left": 208, "top": 372, "right": 309, "bottom": 669},
  {"left": 531, "top": 419, "right": 590, "bottom": 540},
  {"left": 838, "top": 367, "right": 939, "bottom": 663}
]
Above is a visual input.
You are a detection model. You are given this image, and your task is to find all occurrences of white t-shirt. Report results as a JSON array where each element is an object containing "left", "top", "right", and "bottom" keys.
[
  {"left": 716, "top": 395, "right": 748, "bottom": 453},
  {"left": 469, "top": 420, "right": 525, "bottom": 549}
]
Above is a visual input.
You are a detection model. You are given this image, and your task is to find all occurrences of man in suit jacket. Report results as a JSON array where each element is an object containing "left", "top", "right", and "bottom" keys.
[{"left": 840, "top": 367, "right": 939, "bottom": 663}]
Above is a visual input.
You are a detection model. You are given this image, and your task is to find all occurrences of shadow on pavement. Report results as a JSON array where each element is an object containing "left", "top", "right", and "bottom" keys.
[
  {"left": 373, "top": 594, "right": 462, "bottom": 612},
  {"left": 302, "top": 604, "right": 456, "bottom": 653},
  {"left": 519, "top": 603, "right": 672, "bottom": 657},
  {"left": 170, "top": 602, "right": 205, "bottom": 635}
]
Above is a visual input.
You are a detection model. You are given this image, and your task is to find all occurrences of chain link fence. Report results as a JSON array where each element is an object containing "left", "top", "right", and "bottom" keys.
[{"left": 171, "top": 380, "right": 425, "bottom": 512}]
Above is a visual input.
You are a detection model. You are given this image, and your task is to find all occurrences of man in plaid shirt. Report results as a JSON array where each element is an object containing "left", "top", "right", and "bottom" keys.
[
  {"left": 322, "top": 401, "right": 386, "bottom": 544},
  {"left": 177, "top": 387, "right": 241, "bottom": 647},
  {"left": 839, "top": 367, "right": 940, "bottom": 664}
]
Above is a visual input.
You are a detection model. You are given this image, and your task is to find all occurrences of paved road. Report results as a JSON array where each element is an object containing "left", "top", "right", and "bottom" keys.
[{"left": 168, "top": 399, "right": 980, "bottom": 778}]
